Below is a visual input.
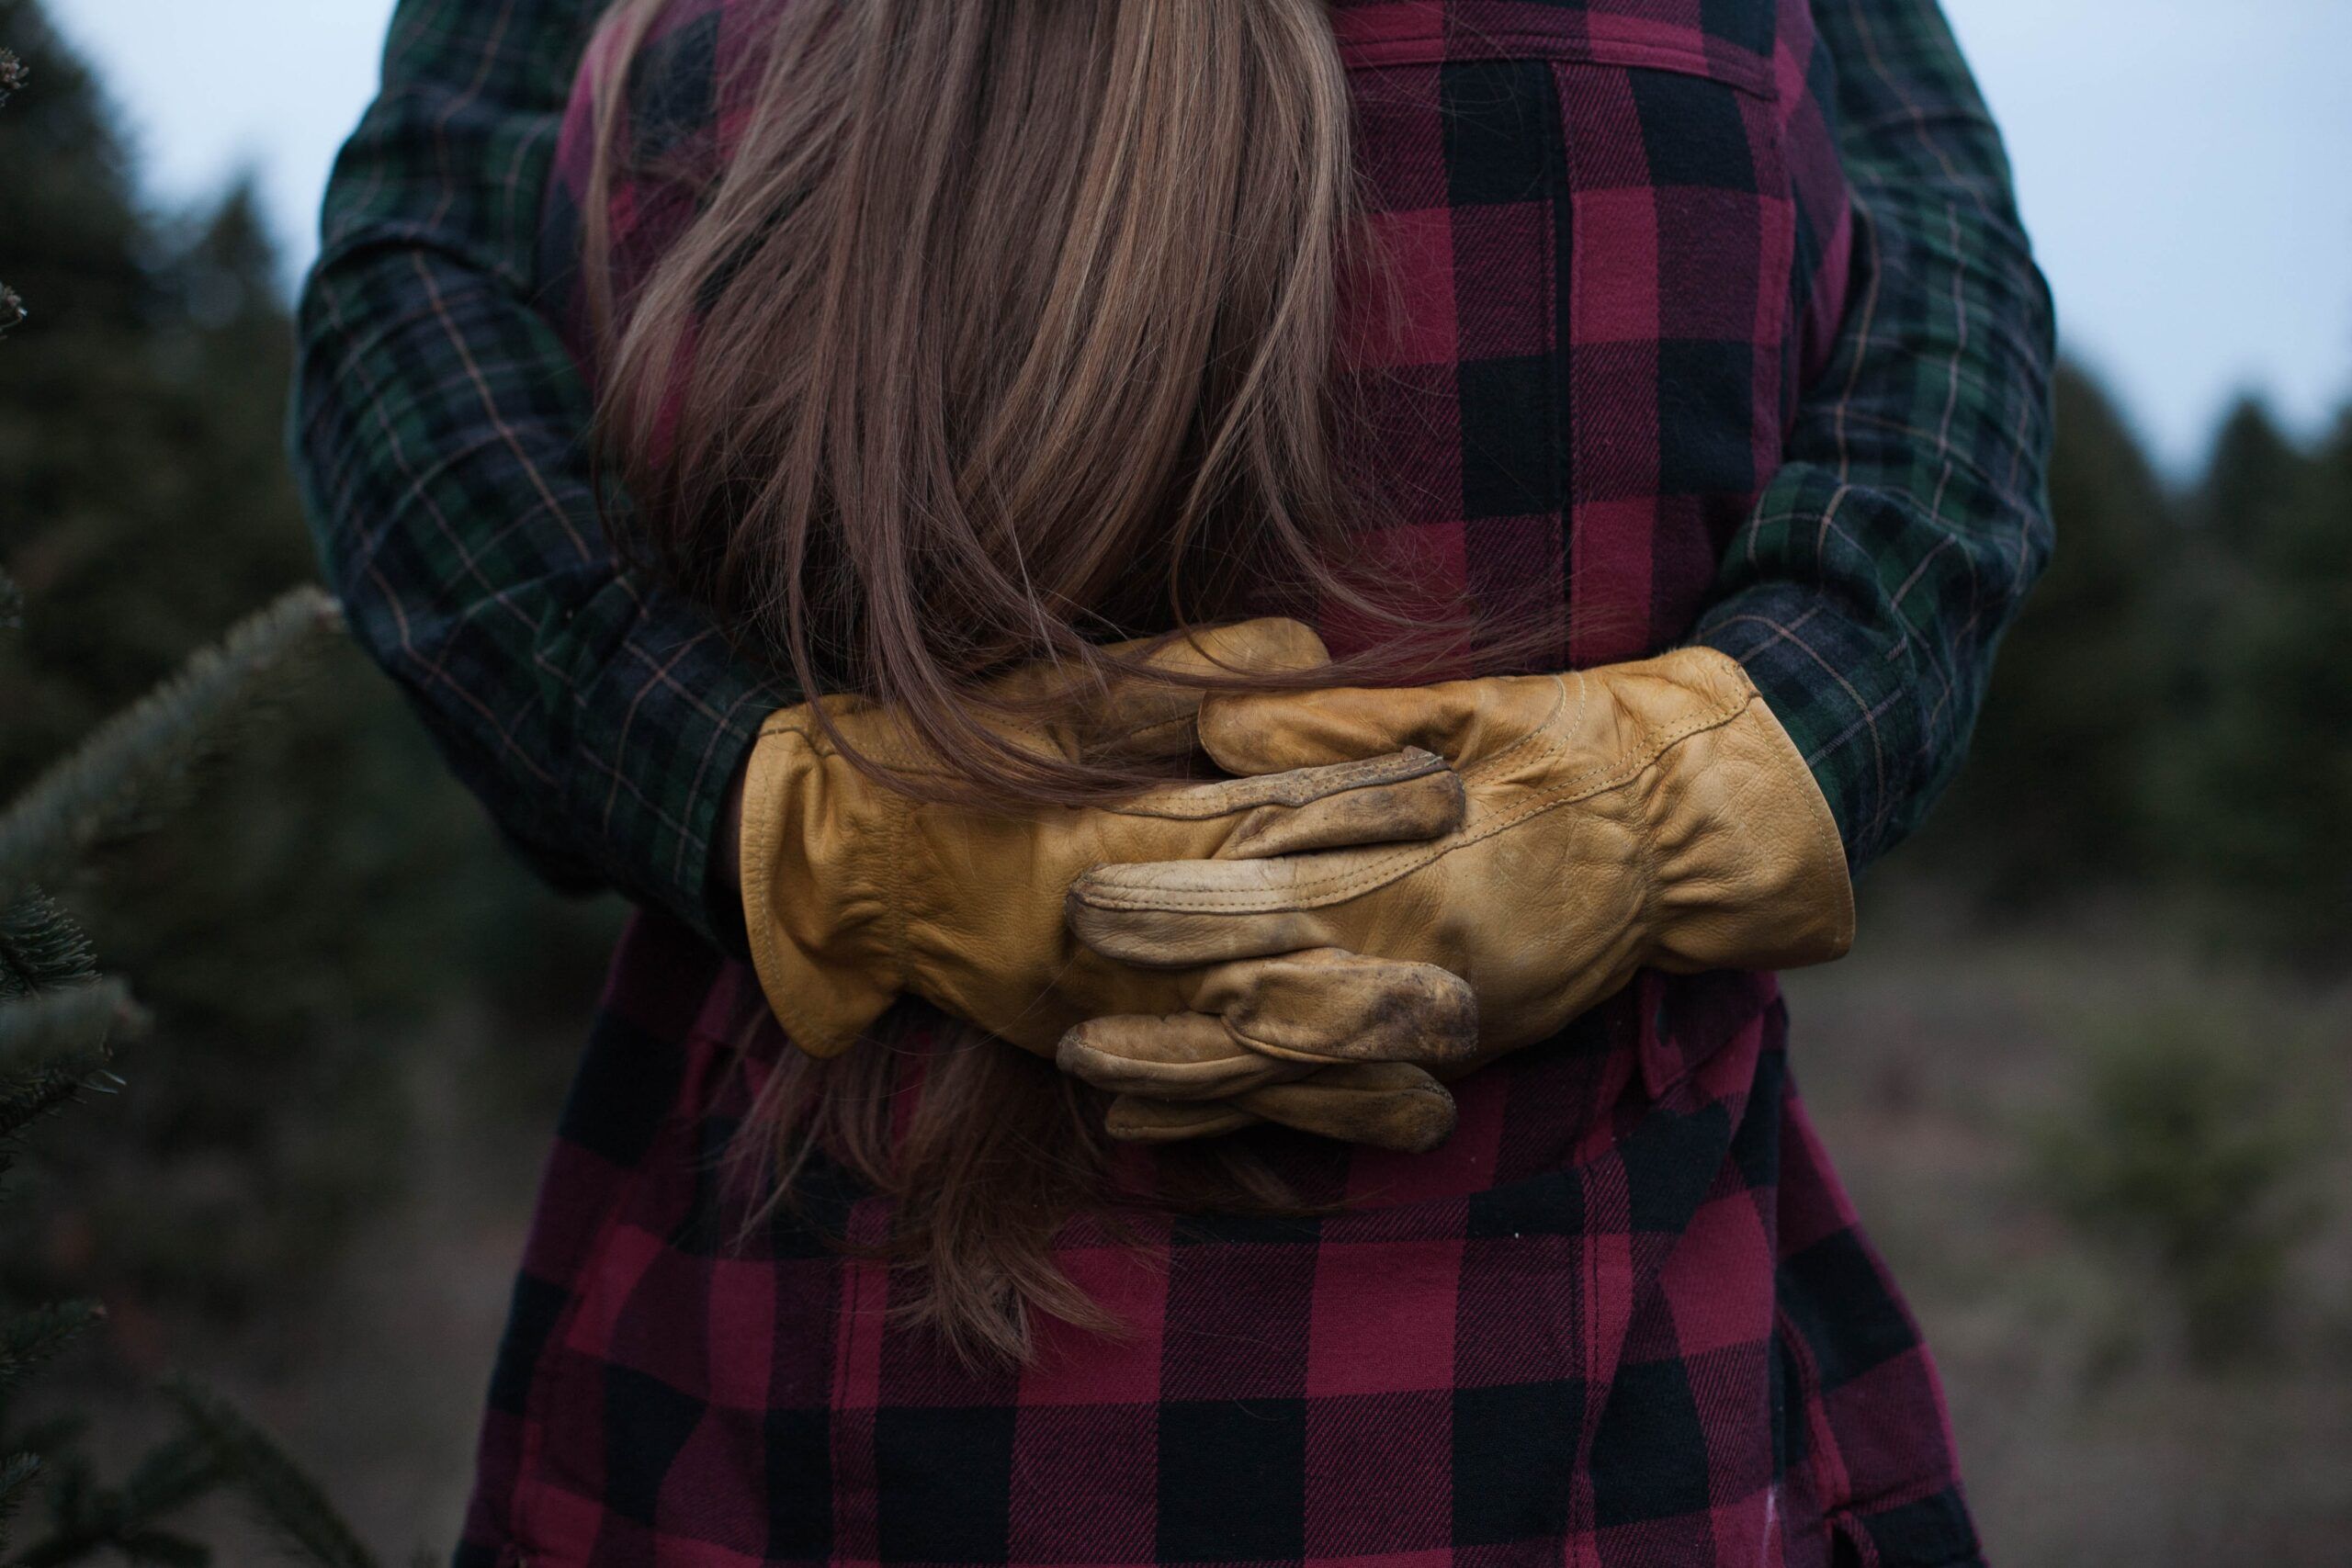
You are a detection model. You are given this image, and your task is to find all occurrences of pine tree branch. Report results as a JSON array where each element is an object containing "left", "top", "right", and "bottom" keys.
[
  {"left": 0, "top": 1420, "right": 84, "bottom": 1472},
  {"left": 0, "top": 1303, "right": 104, "bottom": 1406},
  {"left": 0, "top": 587, "right": 344, "bottom": 906},
  {"left": 0, "top": 1066, "right": 97, "bottom": 1162},
  {"left": 7, "top": 1427, "right": 223, "bottom": 1568},
  {"left": 0, "top": 978, "right": 131, "bottom": 1154},
  {"left": 0, "top": 981, "right": 135, "bottom": 1089},
  {"left": 0, "top": 1450, "right": 41, "bottom": 1554},
  {"left": 104, "top": 1435, "right": 227, "bottom": 1544},
  {"left": 0, "top": 890, "right": 97, "bottom": 1003},
  {"left": 161, "top": 1382, "right": 378, "bottom": 1568}
]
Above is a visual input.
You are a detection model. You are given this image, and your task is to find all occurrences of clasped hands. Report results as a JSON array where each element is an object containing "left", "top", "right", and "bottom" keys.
[{"left": 739, "top": 619, "right": 1854, "bottom": 1153}]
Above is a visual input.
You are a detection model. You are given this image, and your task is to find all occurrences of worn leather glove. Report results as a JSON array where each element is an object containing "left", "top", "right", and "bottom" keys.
[
  {"left": 737, "top": 619, "right": 1478, "bottom": 1148},
  {"left": 1060, "top": 645, "right": 1854, "bottom": 1134}
]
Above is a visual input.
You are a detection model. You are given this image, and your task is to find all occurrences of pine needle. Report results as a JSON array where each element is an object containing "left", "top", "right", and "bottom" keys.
[
  {"left": 0, "top": 1450, "right": 40, "bottom": 1540},
  {"left": 7, "top": 1428, "right": 224, "bottom": 1568},
  {"left": 0, "top": 586, "right": 345, "bottom": 904},
  {"left": 0, "top": 1066, "right": 93, "bottom": 1156},
  {"left": 162, "top": 1381, "right": 379, "bottom": 1568},
  {"left": 0, "top": 979, "right": 135, "bottom": 1086},
  {"left": 107, "top": 1432, "right": 230, "bottom": 1543},
  {"left": 0, "top": 1417, "right": 85, "bottom": 1468},
  {"left": 0, "top": 889, "right": 98, "bottom": 1001},
  {"left": 0, "top": 1302, "right": 104, "bottom": 1405}
]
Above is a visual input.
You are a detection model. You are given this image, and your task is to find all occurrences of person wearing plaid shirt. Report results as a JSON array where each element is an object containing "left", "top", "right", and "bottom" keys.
[{"left": 295, "top": 0, "right": 2053, "bottom": 1562}]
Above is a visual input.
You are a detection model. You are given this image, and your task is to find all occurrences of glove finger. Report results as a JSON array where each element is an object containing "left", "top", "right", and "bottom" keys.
[
  {"left": 1057, "top": 1010, "right": 1309, "bottom": 1100},
  {"left": 1114, "top": 748, "right": 1464, "bottom": 854},
  {"left": 1102, "top": 1096, "right": 1260, "bottom": 1144},
  {"left": 1107, "top": 1063, "right": 1458, "bottom": 1154},
  {"left": 1198, "top": 675, "right": 1565, "bottom": 776},
  {"left": 1071, "top": 908, "right": 1338, "bottom": 971},
  {"left": 1057, "top": 950, "right": 1479, "bottom": 1097},
  {"left": 1068, "top": 852, "right": 1373, "bottom": 968},
  {"left": 1236, "top": 1065, "right": 1458, "bottom": 1152},
  {"left": 1193, "top": 948, "right": 1478, "bottom": 1069}
]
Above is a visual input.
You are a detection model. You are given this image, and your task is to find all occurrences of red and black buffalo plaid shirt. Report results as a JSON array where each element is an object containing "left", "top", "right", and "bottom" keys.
[{"left": 444, "top": 2, "right": 1995, "bottom": 1564}]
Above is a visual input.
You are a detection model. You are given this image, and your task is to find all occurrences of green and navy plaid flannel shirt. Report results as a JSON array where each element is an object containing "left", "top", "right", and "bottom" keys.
[{"left": 292, "top": 0, "right": 2054, "bottom": 946}]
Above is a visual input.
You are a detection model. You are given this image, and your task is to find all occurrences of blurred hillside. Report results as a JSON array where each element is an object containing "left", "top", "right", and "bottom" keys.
[{"left": 1, "top": 0, "right": 2346, "bottom": 1560}]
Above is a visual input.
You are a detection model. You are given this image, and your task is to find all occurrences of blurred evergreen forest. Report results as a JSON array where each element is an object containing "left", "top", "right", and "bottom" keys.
[
  {"left": 0, "top": 0, "right": 620, "bottom": 1338},
  {"left": 1913, "top": 363, "right": 2352, "bottom": 955},
  {"left": 0, "top": 0, "right": 2347, "bottom": 1497}
]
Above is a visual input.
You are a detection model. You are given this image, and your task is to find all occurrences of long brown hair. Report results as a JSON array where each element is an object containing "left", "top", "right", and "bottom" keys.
[{"left": 583, "top": 0, "right": 1420, "bottom": 1363}]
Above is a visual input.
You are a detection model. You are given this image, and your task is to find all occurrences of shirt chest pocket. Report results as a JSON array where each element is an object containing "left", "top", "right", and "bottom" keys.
[{"left": 1331, "top": 0, "right": 1809, "bottom": 671}]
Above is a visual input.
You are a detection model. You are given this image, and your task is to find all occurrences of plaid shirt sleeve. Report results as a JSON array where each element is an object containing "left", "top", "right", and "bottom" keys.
[
  {"left": 289, "top": 0, "right": 789, "bottom": 945},
  {"left": 1697, "top": 0, "right": 2058, "bottom": 872}
]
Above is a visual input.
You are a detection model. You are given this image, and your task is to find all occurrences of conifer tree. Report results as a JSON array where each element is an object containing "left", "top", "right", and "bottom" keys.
[
  {"left": 0, "top": 10, "right": 392, "bottom": 1559},
  {"left": 0, "top": 445, "right": 382, "bottom": 1568},
  {"left": 0, "top": 0, "right": 611, "bottom": 1325},
  {"left": 2177, "top": 405, "right": 2352, "bottom": 959}
]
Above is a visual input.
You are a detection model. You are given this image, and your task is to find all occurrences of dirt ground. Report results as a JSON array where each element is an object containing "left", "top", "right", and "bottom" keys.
[{"left": 1782, "top": 911, "right": 2352, "bottom": 1564}]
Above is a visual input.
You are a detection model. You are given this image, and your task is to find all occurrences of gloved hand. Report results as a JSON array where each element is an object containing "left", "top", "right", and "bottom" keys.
[
  {"left": 737, "top": 619, "right": 1480, "bottom": 1150},
  {"left": 1058, "top": 646, "right": 1854, "bottom": 1138}
]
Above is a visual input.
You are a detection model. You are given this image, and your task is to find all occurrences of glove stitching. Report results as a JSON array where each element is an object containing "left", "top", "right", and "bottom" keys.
[
  {"left": 887, "top": 789, "right": 913, "bottom": 994},
  {"left": 1449, "top": 672, "right": 1577, "bottom": 784},
  {"left": 741, "top": 730, "right": 861, "bottom": 1054}
]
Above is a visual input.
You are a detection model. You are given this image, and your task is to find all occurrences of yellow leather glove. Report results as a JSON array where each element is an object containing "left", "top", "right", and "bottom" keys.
[
  {"left": 1059, "top": 646, "right": 1854, "bottom": 1136},
  {"left": 737, "top": 619, "right": 1478, "bottom": 1150}
]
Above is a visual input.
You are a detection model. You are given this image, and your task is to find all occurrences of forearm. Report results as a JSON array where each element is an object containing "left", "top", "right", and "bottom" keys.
[
  {"left": 295, "top": 258, "right": 778, "bottom": 934},
  {"left": 1700, "top": 0, "right": 2056, "bottom": 870},
  {"left": 292, "top": 0, "right": 788, "bottom": 942}
]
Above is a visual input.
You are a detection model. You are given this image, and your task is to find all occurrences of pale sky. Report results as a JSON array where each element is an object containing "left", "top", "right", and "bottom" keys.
[{"left": 44, "top": 0, "right": 2352, "bottom": 474}]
